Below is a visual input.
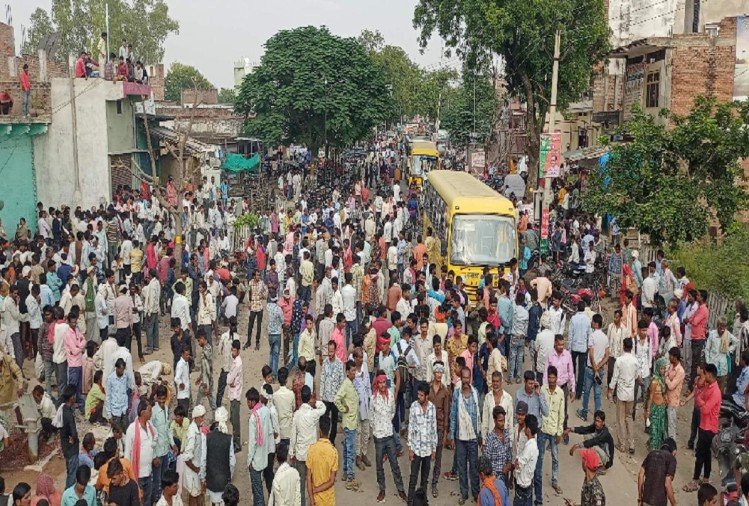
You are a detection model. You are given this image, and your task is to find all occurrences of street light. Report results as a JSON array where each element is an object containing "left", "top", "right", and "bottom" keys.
[{"left": 324, "top": 78, "right": 328, "bottom": 159}]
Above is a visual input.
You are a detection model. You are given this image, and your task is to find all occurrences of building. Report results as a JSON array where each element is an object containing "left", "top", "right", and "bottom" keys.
[
  {"left": 233, "top": 58, "right": 257, "bottom": 87},
  {"left": 0, "top": 21, "right": 61, "bottom": 231}
]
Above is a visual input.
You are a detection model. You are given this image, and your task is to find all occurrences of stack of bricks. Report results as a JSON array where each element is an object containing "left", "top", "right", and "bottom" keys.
[{"left": 148, "top": 63, "right": 165, "bottom": 101}]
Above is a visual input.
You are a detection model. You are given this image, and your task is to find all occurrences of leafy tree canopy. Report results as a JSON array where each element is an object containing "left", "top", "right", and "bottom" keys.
[
  {"left": 24, "top": 0, "right": 178, "bottom": 63},
  {"left": 582, "top": 98, "right": 749, "bottom": 247},
  {"left": 164, "top": 63, "right": 214, "bottom": 103},
  {"left": 441, "top": 71, "right": 497, "bottom": 147},
  {"left": 218, "top": 87, "right": 237, "bottom": 105},
  {"left": 413, "top": 0, "right": 610, "bottom": 183},
  {"left": 236, "top": 26, "right": 390, "bottom": 154}
]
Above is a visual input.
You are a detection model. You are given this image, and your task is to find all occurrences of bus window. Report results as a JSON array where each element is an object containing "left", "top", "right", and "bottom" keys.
[{"left": 450, "top": 214, "right": 516, "bottom": 266}]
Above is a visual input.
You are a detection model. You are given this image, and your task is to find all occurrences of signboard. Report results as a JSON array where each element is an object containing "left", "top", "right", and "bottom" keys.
[
  {"left": 735, "top": 16, "right": 749, "bottom": 100},
  {"left": 470, "top": 149, "right": 485, "bottom": 173},
  {"left": 539, "top": 131, "right": 562, "bottom": 178},
  {"left": 540, "top": 208, "right": 550, "bottom": 255}
]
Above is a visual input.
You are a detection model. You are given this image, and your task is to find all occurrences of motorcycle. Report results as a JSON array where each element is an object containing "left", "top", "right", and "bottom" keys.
[
  {"left": 712, "top": 420, "right": 746, "bottom": 490},
  {"left": 720, "top": 398, "right": 749, "bottom": 430}
]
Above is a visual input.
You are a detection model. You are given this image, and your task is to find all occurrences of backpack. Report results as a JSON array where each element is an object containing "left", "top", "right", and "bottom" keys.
[{"left": 396, "top": 342, "right": 412, "bottom": 394}]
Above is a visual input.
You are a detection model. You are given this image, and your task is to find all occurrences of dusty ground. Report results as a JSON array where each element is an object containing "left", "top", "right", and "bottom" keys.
[{"left": 1, "top": 296, "right": 710, "bottom": 505}]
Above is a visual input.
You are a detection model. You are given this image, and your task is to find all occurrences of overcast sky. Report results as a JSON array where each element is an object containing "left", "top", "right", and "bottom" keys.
[{"left": 5, "top": 0, "right": 453, "bottom": 88}]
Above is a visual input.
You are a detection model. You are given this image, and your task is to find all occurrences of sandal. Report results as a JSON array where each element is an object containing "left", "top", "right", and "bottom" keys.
[{"left": 683, "top": 481, "right": 699, "bottom": 493}]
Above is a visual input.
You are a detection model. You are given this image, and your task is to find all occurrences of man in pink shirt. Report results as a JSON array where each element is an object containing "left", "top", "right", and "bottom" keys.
[
  {"left": 644, "top": 308, "right": 659, "bottom": 360},
  {"left": 687, "top": 362, "right": 720, "bottom": 491},
  {"left": 545, "top": 335, "right": 576, "bottom": 435},
  {"left": 664, "top": 347, "right": 685, "bottom": 440},
  {"left": 18, "top": 63, "right": 31, "bottom": 116},
  {"left": 65, "top": 311, "right": 87, "bottom": 411},
  {"left": 332, "top": 314, "right": 347, "bottom": 362},
  {"left": 688, "top": 290, "right": 709, "bottom": 386}
]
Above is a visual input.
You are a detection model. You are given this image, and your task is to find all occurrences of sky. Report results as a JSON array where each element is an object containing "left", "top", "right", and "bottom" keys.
[{"left": 5, "top": 0, "right": 453, "bottom": 89}]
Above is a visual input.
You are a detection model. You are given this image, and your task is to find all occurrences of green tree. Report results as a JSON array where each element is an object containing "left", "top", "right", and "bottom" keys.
[
  {"left": 217, "top": 87, "right": 237, "bottom": 104},
  {"left": 357, "top": 29, "right": 385, "bottom": 53},
  {"left": 441, "top": 70, "right": 497, "bottom": 147},
  {"left": 413, "top": 0, "right": 610, "bottom": 186},
  {"left": 236, "top": 26, "right": 390, "bottom": 156},
  {"left": 21, "top": 8, "right": 54, "bottom": 55},
  {"left": 164, "top": 63, "right": 214, "bottom": 103},
  {"left": 28, "top": 0, "right": 178, "bottom": 63},
  {"left": 583, "top": 98, "right": 749, "bottom": 246}
]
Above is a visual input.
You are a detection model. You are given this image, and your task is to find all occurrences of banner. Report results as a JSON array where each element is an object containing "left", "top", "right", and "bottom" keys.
[
  {"left": 540, "top": 208, "right": 550, "bottom": 255},
  {"left": 470, "top": 150, "right": 485, "bottom": 173},
  {"left": 539, "top": 131, "right": 562, "bottom": 178}
]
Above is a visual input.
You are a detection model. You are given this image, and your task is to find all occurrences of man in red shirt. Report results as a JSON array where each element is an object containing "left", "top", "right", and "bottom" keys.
[
  {"left": 74, "top": 51, "right": 87, "bottom": 79},
  {"left": 18, "top": 63, "right": 31, "bottom": 116},
  {"left": 688, "top": 289, "right": 710, "bottom": 386},
  {"left": 685, "top": 362, "right": 720, "bottom": 492}
]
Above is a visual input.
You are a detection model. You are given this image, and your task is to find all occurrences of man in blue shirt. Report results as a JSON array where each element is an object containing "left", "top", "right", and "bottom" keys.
[
  {"left": 515, "top": 371, "right": 549, "bottom": 421},
  {"left": 568, "top": 301, "right": 591, "bottom": 399},
  {"left": 477, "top": 455, "right": 510, "bottom": 506},
  {"left": 497, "top": 282, "right": 514, "bottom": 356},
  {"left": 105, "top": 358, "right": 129, "bottom": 430}
]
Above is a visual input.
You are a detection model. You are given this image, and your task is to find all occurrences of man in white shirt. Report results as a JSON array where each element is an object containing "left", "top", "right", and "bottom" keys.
[
  {"left": 341, "top": 273, "right": 357, "bottom": 347},
  {"left": 274, "top": 367, "right": 296, "bottom": 445},
  {"left": 577, "top": 314, "right": 609, "bottom": 421},
  {"left": 171, "top": 282, "right": 192, "bottom": 340},
  {"left": 175, "top": 347, "right": 192, "bottom": 413},
  {"left": 534, "top": 312, "right": 556, "bottom": 384},
  {"left": 641, "top": 262, "right": 658, "bottom": 309},
  {"left": 607, "top": 337, "right": 639, "bottom": 454},
  {"left": 289, "top": 385, "right": 327, "bottom": 506},
  {"left": 143, "top": 269, "right": 161, "bottom": 355},
  {"left": 269, "top": 442, "right": 301, "bottom": 506}
]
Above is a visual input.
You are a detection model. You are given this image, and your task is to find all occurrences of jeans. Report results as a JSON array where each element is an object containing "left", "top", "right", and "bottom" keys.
[
  {"left": 145, "top": 312, "right": 159, "bottom": 350},
  {"left": 374, "top": 436, "right": 405, "bottom": 493},
  {"left": 151, "top": 455, "right": 169, "bottom": 504},
  {"left": 295, "top": 460, "right": 308, "bottom": 506},
  {"left": 571, "top": 351, "right": 587, "bottom": 399},
  {"left": 343, "top": 427, "right": 357, "bottom": 480},
  {"left": 65, "top": 452, "right": 79, "bottom": 488},
  {"left": 683, "top": 338, "right": 693, "bottom": 380},
  {"left": 508, "top": 338, "right": 525, "bottom": 381},
  {"left": 693, "top": 428, "right": 715, "bottom": 480},
  {"left": 67, "top": 366, "right": 84, "bottom": 411},
  {"left": 667, "top": 406, "right": 678, "bottom": 440},
  {"left": 534, "top": 432, "right": 559, "bottom": 504},
  {"left": 580, "top": 367, "right": 605, "bottom": 418},
  {"left": 248, "top": 310, "right": 263, "bottom": 346},
  {"left": 345, "top": 319, "right": 358, "bottom": 350},
  {"left": 55, "top": 361, "right": 68, "bottom": 394},
  {"left": 43, "top": 359, "right": 55, "bottom": 398},
  {"left": 231, "top": 399, "right": 241, "bottom": 450},
  {"left": 139, "top": 476, "right": 153, "bottom": 506},
  {"left": 269, "top": 333, "right": 281, "bottom": 378},
  {"left": 323, "top": 401, "right": 339, "bottom": 444},
  {"left": 22, "top": 90, "right": 29, "bottom": 116},
  {"left": 408, "top": 454, "right": 431, "bottom": 506},
  {"left": 514, "top": 484, "right": 533, "bottom": 506},
  {"left": 287, "top": 332, "right": 300, "bottom": 369},
  {"left": 250, "top": 467, "right": 265, "bottom": 506},
  {"left": 10, "top": 332, "right": 22, "bottom": 369},
  {"left": 216, "top": 370, "right": 228, "bottom": 407},
  {"left": 299, "top": 285, "right": 311, "bottom": 303},
  {"left": 456, "top": 439, "right": 479, "bottom": 501}
]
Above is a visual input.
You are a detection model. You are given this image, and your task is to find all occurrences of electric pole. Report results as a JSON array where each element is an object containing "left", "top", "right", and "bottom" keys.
[{"left": 539, "top": 28, "right": 561, "bottom": 255}]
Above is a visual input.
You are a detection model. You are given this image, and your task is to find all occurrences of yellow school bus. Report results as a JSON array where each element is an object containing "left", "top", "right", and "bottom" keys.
[
  {"left": 408, "top": 140, "right": 440, "bottom": 187},
  {"left": 423, "top": 170, "right": 517, "bottom": 299}
]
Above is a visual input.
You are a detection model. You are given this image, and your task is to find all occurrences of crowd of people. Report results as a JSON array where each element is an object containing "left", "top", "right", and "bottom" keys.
[{"left": 0, "top": 132, "right": 748, "bottom": 506}]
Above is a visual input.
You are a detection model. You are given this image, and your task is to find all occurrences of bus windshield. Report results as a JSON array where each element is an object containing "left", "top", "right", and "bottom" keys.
[
  {"left": 411, "top": 155, "right": 437, "bottom": 176},
  {"left": 450, "top": 214, "right": 516, "bottom": 266}
]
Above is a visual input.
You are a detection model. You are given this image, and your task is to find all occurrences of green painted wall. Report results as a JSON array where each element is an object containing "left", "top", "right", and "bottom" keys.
[
  {"left": 106, "top": 99, "right": 136, "bottom": 154},
  {"left": 0, "top": 132, "right": 38, "bottom": 234}
]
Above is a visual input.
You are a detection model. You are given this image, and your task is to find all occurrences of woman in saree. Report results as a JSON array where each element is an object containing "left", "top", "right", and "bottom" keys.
[
  {"left": 645, "top": 357, "right": 669, "bottom": 450},
  {"left": 620, "top": 262, "right": 638, "bottom": 307}
]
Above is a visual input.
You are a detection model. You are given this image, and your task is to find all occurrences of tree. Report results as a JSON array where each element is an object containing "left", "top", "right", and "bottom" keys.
[
  {"left": 218, "top": 87, "right": 237, "bottom": 105},
  {"left": 582, "top": 98, "right": 749, "bottom": 246},
  {"left": 441, "top": 70, "right": 497, "bottom": 147},
  {"left": 27, "top": 0, "right": 178, "bottom": 63},
  {"left": 236, "top": 26, "right": 390, "bottom": 156},
  {"left": 164, "top": 63, "right": 214, "bottom": 103},
  {"left": 357, "top": 29, "right": 385, "bottom": 53},
  {"left": 413, "top": 0, "right": 610, "bottom": 187},
  {"left": 21, "top": 8, "right": 54, "bottom": 55}
]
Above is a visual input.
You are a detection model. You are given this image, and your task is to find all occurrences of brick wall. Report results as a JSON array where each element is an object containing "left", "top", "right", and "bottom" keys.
[
  {"left": 0, "top": 22, "right": 13, "bottom": 64},
  {"left": 0, "top": 81, "right": 52, "bottom": 118},
  {"left": 181, "top": 88, "right": 218, "bottom": 105},
  {"left": 670, "top": 17, "right": 736, "bottom": 116},
  {"left": 148, "top": 63, "right": 164, "bottom": 101},
  {"left": 0, "top": 22, "right": 68, "bottom": 82}
]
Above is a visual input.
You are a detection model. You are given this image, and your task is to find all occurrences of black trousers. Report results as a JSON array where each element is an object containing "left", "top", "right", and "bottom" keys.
[
  {"left": 571, "top": 351, "right": 587, "bottom": 399},
  {"left": 216, "top": 370, "right": 228, "bottom": 407},
  {"left": 247, "top": 310, "right": 263, "bottom": 346},
  {"left": 323, "top": 401, "right": 339, "bottom": 444},
  {"left": 693, "top": 428, "right": 715, "bottom": 480},
  {"left": 263, "top": 452, "right": 275, "bottom": 494},
  {"left": 688, "top": 408, "right": 699, "bottom": 447},
  {"left": 690, "top": 340, "right": 706, "bottom": 387},
  {"left": 408, "top": 455, "right": 431, "bottom": 506}
]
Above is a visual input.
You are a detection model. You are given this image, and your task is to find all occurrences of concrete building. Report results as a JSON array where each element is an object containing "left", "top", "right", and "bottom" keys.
[
  {"left": 233, "top": 58, "right": 257, "bottom": 87},
  {"left": 33, "top": 79, "right": 151, "bottom": 209}
]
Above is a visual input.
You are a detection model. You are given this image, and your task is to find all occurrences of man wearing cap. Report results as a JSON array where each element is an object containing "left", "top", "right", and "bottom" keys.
[
  {"left": 183, "top": 405, "right": 207, "bottom": 506},
  {"left": 564, "top": 448, "right": 605, "bottom": 506}
]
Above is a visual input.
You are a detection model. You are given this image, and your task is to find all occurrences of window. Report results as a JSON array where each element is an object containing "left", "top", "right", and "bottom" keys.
[
  {"left": 116, "top": 100, "right": 123, "bottom": 114},
  {"left": 646, "top": 71, "right": 660, "bottom": 108},
  {"left": 450, "top": 214, "right": 516, "bottom": 266}
]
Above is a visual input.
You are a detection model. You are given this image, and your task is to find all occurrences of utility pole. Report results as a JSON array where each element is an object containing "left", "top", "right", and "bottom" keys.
[
  {"left": 70, "top": 72, "right": 82, "bottom": 201},
  {"left": 539, "top": 28, "right": 561, "bottom": 255}
]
